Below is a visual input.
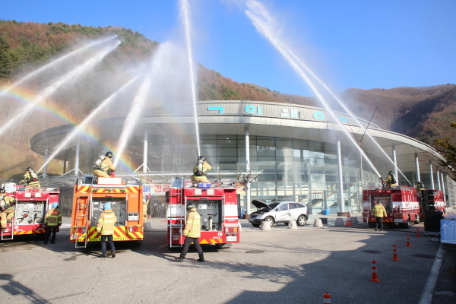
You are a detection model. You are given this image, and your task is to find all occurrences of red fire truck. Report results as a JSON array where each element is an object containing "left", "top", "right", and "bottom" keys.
[
  {"left": 70, "top": 176, "right": 144, "bottom": 248},
  {"left": 1, "top": 183, "right": 60, "bottom": 241},
  {"left": 363, "top": 184, "right": 420, "bottom": 228},
  {"left": 166, "top": 180, "right": 240, "bottom": 250},
  {"left": 418, "top": 189, "right": 446, "bottom": 221}
]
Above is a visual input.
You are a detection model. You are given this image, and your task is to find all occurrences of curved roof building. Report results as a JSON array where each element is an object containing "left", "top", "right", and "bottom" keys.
[{"left": 31, "top": 100, "right": 455, "bottom": 214}]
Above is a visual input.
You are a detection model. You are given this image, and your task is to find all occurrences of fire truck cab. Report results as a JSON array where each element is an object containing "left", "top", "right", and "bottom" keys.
[
  {"left": 70, "top": 176, "right": 144, "bottom": 248},
  {"left": 1, "top": 183, "right": 60, "bottom": 241},
  {"left": 363, "top": 183, "right": 420, "bottom": 228},
  {"left": 166, "top": 180, "right": 240, "bottom": 250}
]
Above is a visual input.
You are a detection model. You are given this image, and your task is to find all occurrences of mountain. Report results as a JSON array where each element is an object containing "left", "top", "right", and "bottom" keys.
[{"left": 0, "top": 20, "right": 455, "bottom": 180}]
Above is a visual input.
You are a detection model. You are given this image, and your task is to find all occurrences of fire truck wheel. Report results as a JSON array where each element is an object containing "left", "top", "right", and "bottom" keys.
[
  {"left": 297, "top": 215, "right": 307, "bottom": 226},
  {"left": 402, "top": 218, "right": 411, "bottom": 229},
  {"left": 264, "top": 217, "right": 275, "bottom": 225},
  {"left": 130, "top": 241, "right": 142, "bottom": 247}
]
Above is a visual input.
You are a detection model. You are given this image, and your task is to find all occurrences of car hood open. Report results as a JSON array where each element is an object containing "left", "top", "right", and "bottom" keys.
[{"left": 252, "top": 200, "right": 270, "bottom": 210}]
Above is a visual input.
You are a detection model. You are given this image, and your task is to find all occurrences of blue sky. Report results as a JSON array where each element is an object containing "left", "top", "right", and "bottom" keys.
[{"left": 2, "top": 0, "right": 455, "bottom": 97}]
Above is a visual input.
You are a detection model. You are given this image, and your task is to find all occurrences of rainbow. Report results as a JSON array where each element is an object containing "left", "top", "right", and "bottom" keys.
[{"left": 0, "top": 84, "right": 136, "bottom": 173}]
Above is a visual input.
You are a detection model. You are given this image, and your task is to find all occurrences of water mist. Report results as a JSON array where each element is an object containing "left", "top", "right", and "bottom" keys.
[{"left": 0, "top": 40, "right": 120, "bottom": 138}]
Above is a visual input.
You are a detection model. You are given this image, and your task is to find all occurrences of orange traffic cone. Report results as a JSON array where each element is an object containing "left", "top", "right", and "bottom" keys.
[
  {"left": 416, "top": 227, "right": 421, "bottom": 238},
  {"left": 370, "top": 260, "right": 380, "bottom": 282},
  {"left": 345, "top": 211, "right": 353, "bottom": 227},
  {"left": 392, "top": 244, "right": 400, "bottom": 261},
  {"left": 323, "top": 292, "right": 331, "bottom": 303},
  {"left": 406, "top": 234, "right": 412, "bottom": 247}
]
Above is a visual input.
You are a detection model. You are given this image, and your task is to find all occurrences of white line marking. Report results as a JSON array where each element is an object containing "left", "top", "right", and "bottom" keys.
[{"left": 418, "top": 244, "right": 444, "bottom": 304}]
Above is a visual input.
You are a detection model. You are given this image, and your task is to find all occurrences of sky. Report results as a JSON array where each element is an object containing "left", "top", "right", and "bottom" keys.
[{"left": 1, "top": 0, "right": 456, "bottom": 97}]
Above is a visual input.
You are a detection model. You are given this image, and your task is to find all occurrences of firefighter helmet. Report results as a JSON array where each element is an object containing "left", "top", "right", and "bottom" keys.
[
  {"left": 388, "top": 171, "right": 394, "bottom": 175},
  {"left": 0, "top": 189, "right": 5, "bottom": 194},
  {"left": 105, "top": 151, "right": 113, "bottom": 158},
  {"left": 52, "top": 202, "right": 59, "bottom": 208},
  {"left": 187, "top": 203, "right": 195, "bottom": 210},
  {"left": 198, "top": 156, "right": 206, "bottom": 161},
  {"left": 27, "top": 167, "right": 33, "bottom": 171},
  {"left": 103, "top": 202, "right": 112, "bottom": 210}
]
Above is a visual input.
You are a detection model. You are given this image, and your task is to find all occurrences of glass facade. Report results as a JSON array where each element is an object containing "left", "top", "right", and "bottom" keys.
[{"left": 68, "top": 134, "right": 384, "bottom": 215}]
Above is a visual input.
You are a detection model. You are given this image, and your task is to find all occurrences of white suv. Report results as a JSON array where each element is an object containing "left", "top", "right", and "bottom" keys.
[{"left": 249, "top": 200, "right": 308, "bottom": 227}]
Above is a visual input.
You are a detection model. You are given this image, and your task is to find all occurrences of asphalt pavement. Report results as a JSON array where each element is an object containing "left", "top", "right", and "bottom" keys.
[{"left": 0, "top": 213, "right": 454, "bottom": 303}]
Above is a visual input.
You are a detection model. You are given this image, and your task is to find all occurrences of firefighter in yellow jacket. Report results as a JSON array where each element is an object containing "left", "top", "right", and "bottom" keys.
[
  {"left": 176, "top": 203, "right": 204, "bottom": 262},
  {"left": 0, "top": 189, "right": 16, "bottom": 230},
  {"left": 44, "top": 202, "right": 62, "bottom": 244},
  {"left": 415, "top": 181, "right": 425, "bottom": 191},
  {"left": 384, "top": 171, "right": 397, "bottom": 189},
  {"left": 93, "top": 151, "right": 116, "bottom": 179},
  {"left": 96, "top": 202, "right": 117, "bottom": 258},
  {"left": 372, "top": 200, "right": 388, "bottom": 231},
  {"left": 20, "top": 167, "right": 40, "bottom": 188},
  {"left": 191, "top": 156, "right": 212, "bottom": 185}
]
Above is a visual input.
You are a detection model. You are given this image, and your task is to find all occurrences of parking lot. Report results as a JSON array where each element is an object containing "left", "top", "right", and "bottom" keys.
[{"left": 0, "top": 215, "right": 451, "bottom": 304}]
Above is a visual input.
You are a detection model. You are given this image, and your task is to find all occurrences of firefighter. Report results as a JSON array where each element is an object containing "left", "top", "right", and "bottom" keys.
[
  {"left": 385, "top": 171, "right": 397, "bottom": 189},
  {"left": 96, "top": 202, "right": 117, "bottom": 258},
  {"left": 93, "top": 151, "right": 116, "bottom": 179},
  {"left": 191, "top": 156, "right": 212, "bottom": 186},
  {"left": 0, "top": 189, "right": 16, "bottom": 230},
  {"left": 143, "top": 195, "right": 150, "bottom": 221},
  {"left": 372, "top": 200, "right": 387, "bottom": 231},
  {"left": 416, "top": 181, "right": 425, "bottom": 191},
  {"left": 175, "top": 203, "right": 204, "bottom": 262},
  {"left": 20, "top": 167, "right": 40, "bottom": 188},
  {"left": 44, "top": 202, "right": 62, "bottom": 244}
]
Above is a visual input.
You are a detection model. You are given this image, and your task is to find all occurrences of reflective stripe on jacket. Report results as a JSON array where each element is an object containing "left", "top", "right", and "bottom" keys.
[
  {"left": 183, "top": 208, "right": 201, "bottom": 238},
  {"left": 44, "top": 208, "right": 62, "bottom": 226},
  {"left": 97, "top": 210, "right": 117, "bottom": 235},
  {"left": 373, "top": 204, "right": 387, "bottom": 217}
]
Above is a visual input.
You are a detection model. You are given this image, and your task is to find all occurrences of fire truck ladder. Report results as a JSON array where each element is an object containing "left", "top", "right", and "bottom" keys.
[
  {"left": 74, "top": 194, "right": 91, "bottom": 249},
  {"left": 0, "top": 216, "right": 14, "bottom": 241},
  {"left": 168, "top": 198, "right": 185, "bottom": 248},
  {"left": 1, "top": 192, "right": 16, "bottom": 240}
]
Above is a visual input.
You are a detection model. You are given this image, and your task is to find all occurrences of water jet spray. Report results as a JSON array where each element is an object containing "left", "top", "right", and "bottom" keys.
[
  {"left": 246, "top": 0, "right": 381, "bottom": 178},
  {"left": 37, "top": 76, "right": 139, "bottom": 174},
  {"left": 180, "top": 0, "right": 201, "bottom": 156},
  {"left": 0, "top": 40, "right": 121, "bottom": 138},
  {"left": 0, "top": 35, "right": 117, "bottom": 100}
]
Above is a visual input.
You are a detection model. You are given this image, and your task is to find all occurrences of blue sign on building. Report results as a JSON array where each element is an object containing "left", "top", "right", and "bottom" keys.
[{"left": 441, "top": 219, "right": 456, "bottom": 244}]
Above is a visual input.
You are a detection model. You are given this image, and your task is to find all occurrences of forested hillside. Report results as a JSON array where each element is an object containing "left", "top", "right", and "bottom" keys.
[
  {"left": 0, "top": 20, "right": 306, "bottom": 179},
  {"left": 0, "top": 20, "right": 455, "bottom": 180}
]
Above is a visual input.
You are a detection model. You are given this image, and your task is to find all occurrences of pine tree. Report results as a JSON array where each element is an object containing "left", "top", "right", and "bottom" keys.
[{"left": 0, "top": 35, "right": 12, "bottom": 79}]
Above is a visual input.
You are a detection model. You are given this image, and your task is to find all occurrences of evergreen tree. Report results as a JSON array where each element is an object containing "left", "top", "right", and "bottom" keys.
[{"left": 0, "top": 35, "right": 12, "bottom": 79}]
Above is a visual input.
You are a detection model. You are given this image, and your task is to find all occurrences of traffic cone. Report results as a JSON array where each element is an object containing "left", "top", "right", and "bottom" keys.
[
  {"left": 323, "top": 292, "right": 331, "bottom": 303},
  {"left": 370, "top": 260, "right": 380, "bottom": 282},
  {"left": 406, "top": 234, "right": 412, "bottom": 247},
  {"left": 416, "top": 227, "right": 421, "bottom": 238},
  {"left": 345, "top": 211, "right": 353, "bottom": 227},
  {"left": 392, "top": 244, "right": 400, "bottom": 261}
]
